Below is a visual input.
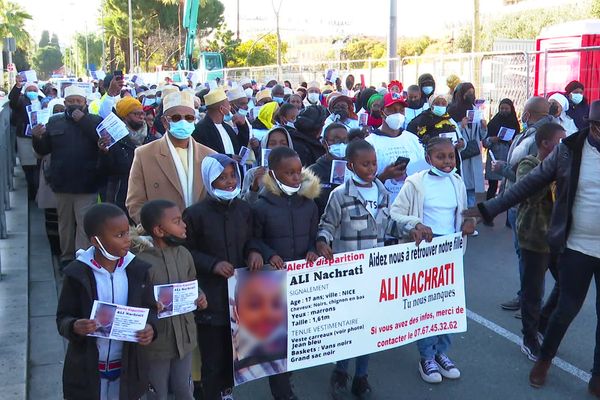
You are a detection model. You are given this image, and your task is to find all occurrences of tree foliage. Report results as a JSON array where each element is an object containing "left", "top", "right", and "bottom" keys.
[
  {"left": 39, "top": 31, "right": 50, "bottom": 48},
  {"left": 205, "top": 28, "right": 241, "bottom": 67},
  {"left": 227, "top": 33, "right": 288, "bottom": 67},
  {"left": 32, "top": 46, "right": 63, "bottom": 79},
  {"left": 74, "top": 32, "right": 103, "bottom": 72}
]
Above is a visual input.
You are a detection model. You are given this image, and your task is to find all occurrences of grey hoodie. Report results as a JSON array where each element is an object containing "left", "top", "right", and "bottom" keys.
[{"left": 201, "top": 153, "right": 242, "bottom": 200}]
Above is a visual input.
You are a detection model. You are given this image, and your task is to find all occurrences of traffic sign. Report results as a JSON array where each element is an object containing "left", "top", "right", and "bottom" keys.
[{"left": 6, "top": 63, "right": 15, "bottom": 72}]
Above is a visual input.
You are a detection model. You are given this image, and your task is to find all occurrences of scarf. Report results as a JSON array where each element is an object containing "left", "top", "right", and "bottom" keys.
[
  {"left": 257, "top": 102, "right": 278, "bottom": 130},
  {"left": 448, "top": 82, "right": 475, "bottom": 122},
  {"left": 166, "top": 136, "right": 194, "bottom": 207},
  {"left": 487, "top": 98, "right": 520, "bottom": 138}
]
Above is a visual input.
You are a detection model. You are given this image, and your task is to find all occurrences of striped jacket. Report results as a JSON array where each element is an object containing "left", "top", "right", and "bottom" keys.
[{"left": 317, "top": 178, "right": 399, "bottom": 253}]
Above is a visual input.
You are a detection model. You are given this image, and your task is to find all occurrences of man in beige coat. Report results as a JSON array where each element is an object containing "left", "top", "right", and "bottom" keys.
[{"left": 126, "top": 90, "right": 215, "bottom": 223}]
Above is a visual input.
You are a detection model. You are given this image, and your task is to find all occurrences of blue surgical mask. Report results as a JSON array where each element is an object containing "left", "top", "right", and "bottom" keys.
[
  {"left": 237, "top": 108, "right": 248, "bottom": 117},
  {"left": 432, "top": 105, "right": 447, "bottom": 117},
  {"left": 328, "top": 143, "right": 347, "bottom": 158},
  {"left": 26, "top": 91, "right": 38, "bottom": 101},
  {"left": 273, "top": 96, "right": 284, "bottom": 104},
  {"left": 422, "top": 86, "right": 434, "bottom": 95},
  {"left": 223, "top": 112, "right": 234, "bottom": 122},
  {"left": 285, "top": 120, "right": 295, "bottom": 128},
  {"left": 571, "top": 93, "right": 584, "bottom": 105},
  {"left": 155, "top": 96, "right": 162, "bottom": 105},
  {"left": 350, "top": 169, "right": 369, "bottom": 185},
  {"left": 169, "top": 120, "right": 195, "bottom": 139},
  {"left": 213, "top": 187, "right": 240, "bottom": 201},
  {"left": 143, "top": 97, "right": 156, "bottom": 106},
  {"left": 430, "top": 166, "right": 457, "bottom": 178}
]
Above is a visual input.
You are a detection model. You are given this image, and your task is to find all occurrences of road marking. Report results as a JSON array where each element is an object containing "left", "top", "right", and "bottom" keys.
[{"left": 466, "top": 309, "right": 591, "bottom": 383}]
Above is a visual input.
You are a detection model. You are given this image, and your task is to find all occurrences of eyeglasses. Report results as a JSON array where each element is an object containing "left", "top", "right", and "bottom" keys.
[{"left": 167, "top": 114, "right": 196, "bottom": 123}]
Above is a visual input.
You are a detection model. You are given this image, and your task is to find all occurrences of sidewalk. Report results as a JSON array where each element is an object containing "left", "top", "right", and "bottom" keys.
[{"left": 0, "top": 172, "right": 29, "bottom": 400}]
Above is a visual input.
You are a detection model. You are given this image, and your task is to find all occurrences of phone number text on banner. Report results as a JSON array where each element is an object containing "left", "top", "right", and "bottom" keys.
[{"left": 228, "top": 233, "right": 467, "bottom": 385}]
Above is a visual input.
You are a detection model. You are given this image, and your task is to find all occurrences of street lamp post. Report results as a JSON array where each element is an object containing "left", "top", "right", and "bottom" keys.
[{"left": 128, "top": 0, "right": 134, "bottom": 72}]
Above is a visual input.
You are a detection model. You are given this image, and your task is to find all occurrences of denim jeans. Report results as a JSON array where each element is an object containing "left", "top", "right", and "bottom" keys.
[
  {"left": 416, "top": 334, "right": 451, "bottom": 360},
  {"left": 520, "top": 249, "right": 559, "bottom": 340},
  {"left": 541, "top": 249, "right": 600, "bottom": 374},
  {"left": 507, "top": 207, "right": 524, "bottom": 299},
  {"left": 336, "top": 355, "right": 370, "bottom": 378},
  {"left": 466, "top": 189, "right": 476, "bottom": 208}
]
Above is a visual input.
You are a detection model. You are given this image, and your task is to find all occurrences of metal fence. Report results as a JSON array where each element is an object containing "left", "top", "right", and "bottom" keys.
[
  {"left": 215, "top": 46, "right": 599, "bottom": 116},
  {"left": 0, "top": 101, "right": 15, "bottom": 278}
]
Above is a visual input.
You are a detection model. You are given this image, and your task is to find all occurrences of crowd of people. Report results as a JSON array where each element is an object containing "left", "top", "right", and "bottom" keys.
[{"left": 6, "top": 68, "right": 600, "bottom": 400}]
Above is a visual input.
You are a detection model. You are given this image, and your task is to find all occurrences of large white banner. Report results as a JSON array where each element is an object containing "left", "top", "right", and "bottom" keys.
[{"left": 228, "top": 233, "right": 467, "bottom": 385}]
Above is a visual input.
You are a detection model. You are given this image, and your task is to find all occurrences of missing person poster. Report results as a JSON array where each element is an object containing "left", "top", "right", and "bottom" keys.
[
  {"left": 88, "top": 300, "right": 149, "bottom": 342},
  {"left": 96, "top": 112, "right": 129, "bottom": 148},
  {"left": 154, "top": 280, "right": 198, "bottom": 319},
  {"left": 228, "top": 233, "right": 467, "bottom": 386}
]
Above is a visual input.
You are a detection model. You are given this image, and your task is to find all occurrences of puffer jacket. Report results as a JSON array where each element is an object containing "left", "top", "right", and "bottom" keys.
[
  {"left": 252, "top": 169, "right": 321, "bottom": 262},
  {"left": 183, "top": 197, "right": 259, "bottom": 326},
  {"left": 478, "top": 128, "right": 590, "bottom": 255}
]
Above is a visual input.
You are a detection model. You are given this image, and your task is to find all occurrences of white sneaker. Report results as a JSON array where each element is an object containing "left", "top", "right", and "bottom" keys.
[
  {"left": 471, "top": 230, "right": 479, "bottom": 237},
  {"left": 419, "top": 359, "right": 443, "bottom": 383},
  {"left": 435, "top": 354, "right": 461, "bottom": 379},
  {"left": 221, "top": 388, "right": 234, "bottom": 400}
]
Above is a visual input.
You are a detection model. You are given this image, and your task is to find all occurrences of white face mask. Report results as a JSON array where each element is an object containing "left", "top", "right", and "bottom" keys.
[
  {"left": 307, "top": 92, "right": 320, "bottom": 104},
  {"left": 385, "top": 112, "right": 405, "bottom": 130},
  {"left": 271, "top": 171, "right": 301, "bottom": 196},
  {"left": 95, "top": 236, "right": 121, "bottom": 261},
  {"left": 213, "top": 187, "right": 241, "bottom": 201}
]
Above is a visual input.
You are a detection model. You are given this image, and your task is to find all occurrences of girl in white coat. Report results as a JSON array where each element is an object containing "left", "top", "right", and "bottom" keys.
[{"left": 390, "top": 137, "right": 476, "bottom": 384}]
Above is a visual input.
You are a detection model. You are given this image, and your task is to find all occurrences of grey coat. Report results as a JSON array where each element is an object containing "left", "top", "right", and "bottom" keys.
[{"left": 459, "top": 122, "right": 486, "bottom": 192}]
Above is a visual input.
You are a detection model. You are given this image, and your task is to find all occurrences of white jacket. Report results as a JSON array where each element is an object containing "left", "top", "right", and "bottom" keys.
[{"left": 390, "top": 170, "right": 468, "bottom": 238}]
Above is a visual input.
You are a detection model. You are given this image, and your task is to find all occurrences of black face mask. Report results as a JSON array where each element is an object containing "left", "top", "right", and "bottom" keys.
[
  {"left": 163, "top": 235, "right": 187, "bottom": 247},
  {"left": 499, "top": 110, "right": 511, "bottom": 117},
  {"left": 549, "top": 103, "right": 560, "bottom": 117},
  {"left": 407, "top": 100, "right": 421, "bottom": 109},
  {"left": 65, "top": 105, "right": 86, "bottom": 119},
  {"left": 129, "top": 120, "right": 144, "bottom": 130}
]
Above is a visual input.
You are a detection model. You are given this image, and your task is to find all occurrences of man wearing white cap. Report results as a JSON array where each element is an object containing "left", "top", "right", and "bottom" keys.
[
  {"left": 32, "top": 85, "right": 104, "bottom": 268},
  {"left": 192, "top": 87, "right": 248, "bottom": 158},
  {"left": 126, "top": 91, "right": 215, "bottom": 223},
  {"left": 304, "top": 81, "right": 321, "bottom": 107},
  {"left": 225, "top": 85, "right": 253, "bottom": 138}
]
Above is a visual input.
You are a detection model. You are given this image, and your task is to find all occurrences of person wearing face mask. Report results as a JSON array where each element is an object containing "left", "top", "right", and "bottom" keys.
[
  {"left": 448, "top": 82, "right": 487, "bottom": 210},
  {"left": 271, "top": 84, "right": 286, "bottom": 105},
  {"left": 225, "top": 85, "right": 253, "bottom": 138},
  {"left": 404, "top": 85, "right": 430, "bottom": 128},
  {"left": 565, "top": 80, "right": 589, "bottom": 131},
  {"left": 97, "top": 97, "right": 152, "bottom": 218},
  {"left": 241, "top": 126, "right": 294, "bottom": 204},
  {"left": 307, "top": 123, "right": 349, "bottom": 216},
  {"left": 126, "top": 91, "right": 215, "bottom": 224},
  {"left": 548, "top": 92, "right": 578, "bottom": 136},
  {"left": 274, "top": 103, "right": 299, "bottom": 135},
  {"left": 31, "top": 85, "right": 104, "bottom": 268},
  {"left": 418, "top": 73, "right": 436, "bottom": 100},
  {"left": 249, "top": 88, "right": 274, "bottom": 122},
  {"left": 9, "top": 75, "right": 44, "bottom": 200},
  {"left": 323, "top": 94, "right": 359, "bottom": 132},
  {"left": 483, "top": 98, "right": 520, "bottom": 200},
  {"left": 304, "top": 81, "right": 322, "bottom": 107},
  {"left": 193, "top": 88, "right": 249, "bottom": 163},
  {"left": 365, "top": 92, "right": 427, "bottom": 202},
  {"left": 183, "top": 154, "right": 263, "bottom": 400}
]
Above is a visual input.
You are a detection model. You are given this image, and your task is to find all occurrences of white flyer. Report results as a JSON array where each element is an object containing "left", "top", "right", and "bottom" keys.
[
  {"left": 18, "top": 70, "right": 38, "bottom": 82},
  {"left": 154, "top": 280, "right": 199, "bottom": 319},
  {"left": 88, "top": 300, "right": 149, "bottom": 342},
  {"left": 96, "top": 112, "right": 130, "bottom": 148}
]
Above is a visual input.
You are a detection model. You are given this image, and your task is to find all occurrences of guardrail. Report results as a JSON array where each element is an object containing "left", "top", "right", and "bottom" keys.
[{"left": 0, "top": 100, "right": 16, "bottom": 278}]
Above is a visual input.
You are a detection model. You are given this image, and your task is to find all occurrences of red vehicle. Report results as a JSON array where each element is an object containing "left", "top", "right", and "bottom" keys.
[{"left": 535, "top": 19, "right": 600, "bottom": 102}]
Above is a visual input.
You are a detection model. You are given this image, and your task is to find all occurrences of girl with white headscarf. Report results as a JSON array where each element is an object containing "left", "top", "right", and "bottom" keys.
[{"left": 548, "top": 93, "right": 578, "bottom": 136}]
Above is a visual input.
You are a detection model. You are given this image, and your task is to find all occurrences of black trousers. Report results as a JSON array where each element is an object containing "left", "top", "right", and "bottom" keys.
[
  {"left": 486, "top": 179, "right": 499, "bottom": 200},
  {"left": 541, "top": 249, "right": 600, "bottom": 374},
  {"left": 197, "top": 324, "right": 294, "bottom": 399},
  {"left": 520, "top": 249, "right": 559, "bottom": 340}
]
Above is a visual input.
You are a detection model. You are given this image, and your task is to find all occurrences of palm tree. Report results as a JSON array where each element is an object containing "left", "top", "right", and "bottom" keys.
[{"left": 0, "top": 0, "right": 32, "bottom": 48}]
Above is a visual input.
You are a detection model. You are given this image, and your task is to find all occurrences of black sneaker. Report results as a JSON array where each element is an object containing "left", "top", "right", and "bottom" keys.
[
  {"left": 330, "top": 370, "right": 349, "bottom": 400},
  {"left": 351, "top": 376, "right": 372, "bottom": 398},
  {"left": 521, "top": 336, "right": 541, "bottom": 362},
  {"left": 500, "top": 297, "right": 520, "bottom": 311}
]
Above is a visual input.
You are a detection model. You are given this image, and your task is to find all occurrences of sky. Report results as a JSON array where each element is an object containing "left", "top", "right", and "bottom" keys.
[{"left": 20, "top": 0, "right": 581, "bottom": 46}]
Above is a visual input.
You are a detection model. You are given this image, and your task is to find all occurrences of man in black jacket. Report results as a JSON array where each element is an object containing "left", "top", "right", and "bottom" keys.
[
  {"left": 32, "top": 85, "right": 103, "bottom": 267},
  {"left": 192, "top": 87, "right": 248, "bottom": 160},
  {"left": 464, "top": 100, "right": 600, "bottom": 396}
]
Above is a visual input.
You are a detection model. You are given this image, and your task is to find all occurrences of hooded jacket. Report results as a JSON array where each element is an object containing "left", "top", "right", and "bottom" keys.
[
  {"left": 9, "top": 84, "right": 42, "bottom": 137},
  {"left": 56, "top": 249, "right": 157, "bottom": 400},
  {"left": 241, "top": 127, "right": 294, "bottom": 204},
  {"left": 252, "top": 169, "right": 321, "bottom": 262},
  {"left": 183, "top": 154, "right": 260, "bottom": 325}
]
